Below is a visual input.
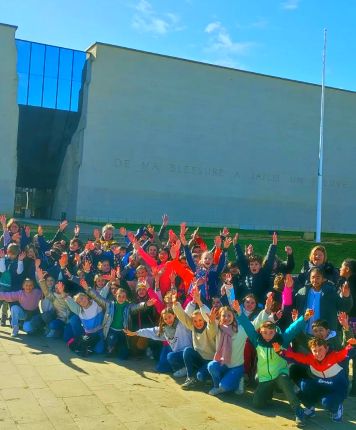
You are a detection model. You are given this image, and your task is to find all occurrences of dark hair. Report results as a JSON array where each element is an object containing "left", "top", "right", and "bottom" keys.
[
  {"left": 248, "top": 255, "right": 263, "bottom": 265},
  {"left": 312, "top": 319, "right": 329, "bottom": 330},
  {"left": 243, "top": 293, "right": 258, "bottom": 304},
  {"left": 342, "top": 258, "right": 356, "bottom": 275},
  {"left": 308, "top": 337, "right": 328, "bottom": 349},
  {"left": 260, "top": 321, "right": 276, "bottom": 331},
  {"left": 310, "top": 267, "right": 325, "bottom": 278}
]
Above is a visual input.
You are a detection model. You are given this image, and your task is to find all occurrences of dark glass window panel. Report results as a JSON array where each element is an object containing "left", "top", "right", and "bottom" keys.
[
  {"left": 59, "top": 48, "right": 73, "bottom": 79},
  {"left": 56, "top": 78, "right": 71, "bottom": 110},
  {"left": 44, "top": 46, "right": 60, "bottom": 79},
  {"left": 16, "top": 40, "right": 31, "bottom": 74},
  {"left": 70, "top": 80, "right": 81, "bottom": 111},
  {"left": 72, "top": 51, "right": 86, "bottom": 81},
  {"left": 30, "top": 43, "right": 45, "bottom": 76},
  {"left": 17, "top": 72, "right": 29, "bottom": 105},
  {"left": 27, "top": 74, "right": 43, "bottom": 106},
  {"left": 42, "top": 77, "right": 58, "bottom": 109}
]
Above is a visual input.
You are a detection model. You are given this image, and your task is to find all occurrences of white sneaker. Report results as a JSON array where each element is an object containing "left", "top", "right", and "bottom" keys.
[
  {"left": 173, "top": 368, "right": 187, "bottom": 378},
  {"left": 208, "top": 386, "right": 226, "bottom": 396},
  {"left": 11, "top": 326, "right": 19, "bottom": 337},
  {"left": 235, "top": 377, "right": 244, "bottom": 395},
  {"left": 46, "top": 329, "right": 56, "bottom": 338}
]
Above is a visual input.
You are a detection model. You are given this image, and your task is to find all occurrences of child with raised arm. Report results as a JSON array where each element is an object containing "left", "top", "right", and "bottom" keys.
[
  {"left": 236, "top": 301, "right": 315, "bottom": 427},
  {"left": 233, "top": 232, "right": 277, "bottom": 304},
  {"left": 180, "top": 223, "right": 230, "bottom": 304},
  {"left": 125, "top": 307, "right": 192, "bottom": 377},
  {"left": 274, "top": 337, "right": 356, "bottom": 422},
  {"left": 172, "top": 287, "right": 216, "bottom": 389}
]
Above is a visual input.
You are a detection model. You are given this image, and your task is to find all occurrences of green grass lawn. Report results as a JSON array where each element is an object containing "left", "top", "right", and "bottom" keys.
[{"left": 40, "top": 222, "right": 356, "bottom": 271}]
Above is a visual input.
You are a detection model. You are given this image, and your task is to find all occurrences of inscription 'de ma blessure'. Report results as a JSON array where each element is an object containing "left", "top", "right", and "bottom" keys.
[{"left": 114, "top": 158, "right": 349, "bottom": 189}]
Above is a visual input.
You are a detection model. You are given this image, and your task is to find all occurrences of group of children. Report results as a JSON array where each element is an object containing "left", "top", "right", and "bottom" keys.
[{"left": 0, "top": 213, "right": 355, "bottom": 427}]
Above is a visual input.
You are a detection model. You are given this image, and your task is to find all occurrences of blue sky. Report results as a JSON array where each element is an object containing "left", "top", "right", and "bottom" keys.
[{"left": 2, "top": 0, "right": 356, "bottom": 91}]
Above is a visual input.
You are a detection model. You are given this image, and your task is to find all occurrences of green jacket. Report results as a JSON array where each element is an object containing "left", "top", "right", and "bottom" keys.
[{"left": 238, "top": 312, "right": 306, "bottom": 382}]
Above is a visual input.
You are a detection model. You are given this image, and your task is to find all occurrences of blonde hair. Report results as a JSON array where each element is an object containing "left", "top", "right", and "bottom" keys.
[{"left": 309, "top": 246, "right": 327, "bottom": 263}]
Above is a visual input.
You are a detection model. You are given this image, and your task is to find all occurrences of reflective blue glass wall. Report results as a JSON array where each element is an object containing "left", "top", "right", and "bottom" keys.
[{"left": 16, "top": 40, "right": 86, "bottom": 112}]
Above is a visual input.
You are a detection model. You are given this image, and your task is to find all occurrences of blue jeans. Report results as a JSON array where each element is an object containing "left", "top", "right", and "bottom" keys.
[
  {"left": 106, "top": 328, "right": 129, "bottom": 359},
  {"left": 208, "top": 360, "right": 244, "bottom": 392},
  {"left": 10, "top": 305, "right": 43, "bottom": 334},
  {"left": 300, "top": 371, "right": 349, "bottom": 414},
  {"left": 63, "top": 314, "right": 83, "bottom": 342},
  {"left": 156, "top": 344, "right": 173, "bottom": 373},
  {"left": 183, "top": 347, "right": 209, "bottom": 380},
  {"left": 167, "top": 350, "right": 184, "bottom": 371}
]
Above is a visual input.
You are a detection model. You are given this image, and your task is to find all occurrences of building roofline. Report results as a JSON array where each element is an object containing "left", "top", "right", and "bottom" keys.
[
  {"left": 86, "top": 41, "right": 356, "bottom": 95},
  {"left": 0, "top": 22, "right": 18, "bottom": 29},
  {"left": 16, "top": 38, "right": 85, "bottom": 54}
]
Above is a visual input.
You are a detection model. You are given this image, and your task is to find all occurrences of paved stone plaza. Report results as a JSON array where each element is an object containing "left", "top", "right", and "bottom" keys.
[{"left": 0, "top": 327, "right": 355, "bottom": 430}]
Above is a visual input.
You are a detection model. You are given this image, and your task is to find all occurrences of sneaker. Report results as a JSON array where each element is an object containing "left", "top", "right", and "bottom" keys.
[
  {"left": 11, "top": 326, "right": 19, "bottom": 337},
  {"left": 208, "top": 386, "right": 226, "bottom": 396},
  {"left": 331, "top": 404, "right": 343, "bottom": 423},
  {"left": 181, "top": 377, "right": 198, "bottom": 390},
  {"left": 304, "top": 406, "right": 316, "bottom": 418},
  {"left": 173, "top": 368, "right": 187, "bottom": 378},
  {"left": 295, "top": 407, "right": 305, "bottom": 428},
  {"left": 45, "top": 329, "right": 57, "bottom": 338},
  {"left": 235, "top": 377, "right": 244, "bottom": 395}
]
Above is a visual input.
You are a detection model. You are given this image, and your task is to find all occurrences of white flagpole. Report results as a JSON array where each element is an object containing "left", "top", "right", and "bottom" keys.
[{"left": 316, "top": 29, "right": 327, "bottom": 243}]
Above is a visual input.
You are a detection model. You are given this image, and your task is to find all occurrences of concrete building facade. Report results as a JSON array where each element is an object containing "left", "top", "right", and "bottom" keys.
[{"left": 1, "top": 23, "right": 356, "bottom": 232}]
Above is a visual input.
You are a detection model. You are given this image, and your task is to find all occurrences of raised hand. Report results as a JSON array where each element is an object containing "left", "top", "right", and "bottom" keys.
[
  {"left": 338, "top": 312, "right": 349, "bottom": 330},
  {"left": 180, "top": 222, "right": 188, "bottom": 236},
  {"left": 12, "top": 232, "right": 20, "bottom": 242},
  {"left": 74, "top": 253, "right": 81, "bottom": 265},
  {"left": 119, "top": 226, "right": 127, "bottom": 236},
  {"left": 83, "top": 260, "right": 91, "bottom": 273},
  {"left": 304, "top": 308, "right": 314, "bottom": 321},
  {"left": 127, "top": 231, "right": 136, "bottom": 244},
  {"left": 59, "top": 252, "right": 68, "bottom": 268},
  {"left": 291, "top": 309, "right": 299, "bottom": 322},
  {"left": 0, "top": 249, "right": 5, "bottom": 259},
  {"left": 220, "top": 227, "right": 230, "bottom": 238},
  {"left": 275, "top": 309, "right": 283, "bottom": 320},
  {"left": 85, "top": 241, "right": 95, "bottom": 252},
  {"left": 79, "top": 278, "right": 89, "bottom": 290},
  {"left": 272, "top": 231, "right": 278, "bottom": 246},
  {"left": 35, "top": 258, "right": 41, "bottom": 268},
  {"left": 285, "top": 246, "right": 293, "bottom": 255},
  {"left": 341, "top": 282, "right": 350, "bottom": 297},
  {"left": 74, "top": 224, "right": 80, "bottom": 236},
  {"left": 36, "top": 267, "right": 44, "bottom": 280},
  {"left": 232, "top": 233, "right": 239, "bottom": 246},
  {"left": 209, "top": 307, "right": 218, "bottom": 323},
  {"left": 284, "top": 274, "right": 294, "bottom": 289},
  {"left": 59, "top": 220, "right": 68, "bottom": 232},
  {"left": 214, "top": 236, "right": 222, "bottom": 249},
  {"left": 0, "top": 215, "right": 6, "bottom": 228},
  {"left": 246, "top": 244, "right": 254, "bottom": 256},
  {"left": 223, "top": 237, "right": 232, "bottom": 249},
  {"left": 18, "top": 251, "right": 26, "bottom": 261},
  {"left": 116, "top": 266, "right": 121, "bottom": 279},
  {"left": 265, "top": 292, "right": 274, "bottom": 313},
  {"left": 232, "top": 300, "right": 241, "bottom": 315},
  {"left": 169, "top": 270, "right": 177, "bottom": 284},
  {"left": 225, "top": 273, "right": 232, "bottom": 284},
  {"left": 37, "top": 225, "right": 43, "bottom": 236},
  {"left": 162, "top": 214, "right": 169, "bottom": 227},
  {"left": 272, "top": 342, "right": 282, "bottom": 353},
  {"left": 110, "top": 269, "right": 116, "bottom": 281},
  {"left": 347, "top": 338, "right": 356, "bottom": 346},
  {"left": 191, "top": 227, "right": 199, "bottom": 240}
]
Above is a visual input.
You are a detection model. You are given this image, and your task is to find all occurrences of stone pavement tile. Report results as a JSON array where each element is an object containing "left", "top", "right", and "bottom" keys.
[
  {"left": 0, "top": 387, "right": 33, "bottom": 402},
  {"left": 16, "top": 420, "right": 55, "bottom": 430},
  {"left": 15, "top": 364, "right": 47, "bottom": 389},
  {"left": 74, "top": 414, "right": 129, "bottom": 430},
  {"left": 106, "top": 400, "right": 164, "bottom": 424},
  {"left": 0, "top": 399, "right": 11, "bottom": 420},
  {"left": 0, "top": 361, "right": 18, "bottom": 376},
  {"left": 63, "top": 395, "right": 110, "bottom": 418},
  {"left": 0, "top": 418, "right": 17, "bottom": 429},
  {"left": 0, "top": 374, "right": 26, "bottom": 389},
  {"left": 47, "top": 379, "right": 92, "bottom": 398},
  {"left": 31, "top": 387, "right": 66, "bottom": 407},
  {"left": 8, "top": 354, "right": 29, "bottom": 365},
  {"left": 79, "top": 374, "right": 119, "bottom": 388},
  {"left": 35, "top": 364, "right": 80, "bottom": 381},
  {"left": 89, "top": 385, "right": 130, "bottom": 404},
  {"left": 5, "top": 395, "right": 48, "bottom": 425},
  {"left": 43, "top": 405, "right": 79, "bottom": 428}
]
